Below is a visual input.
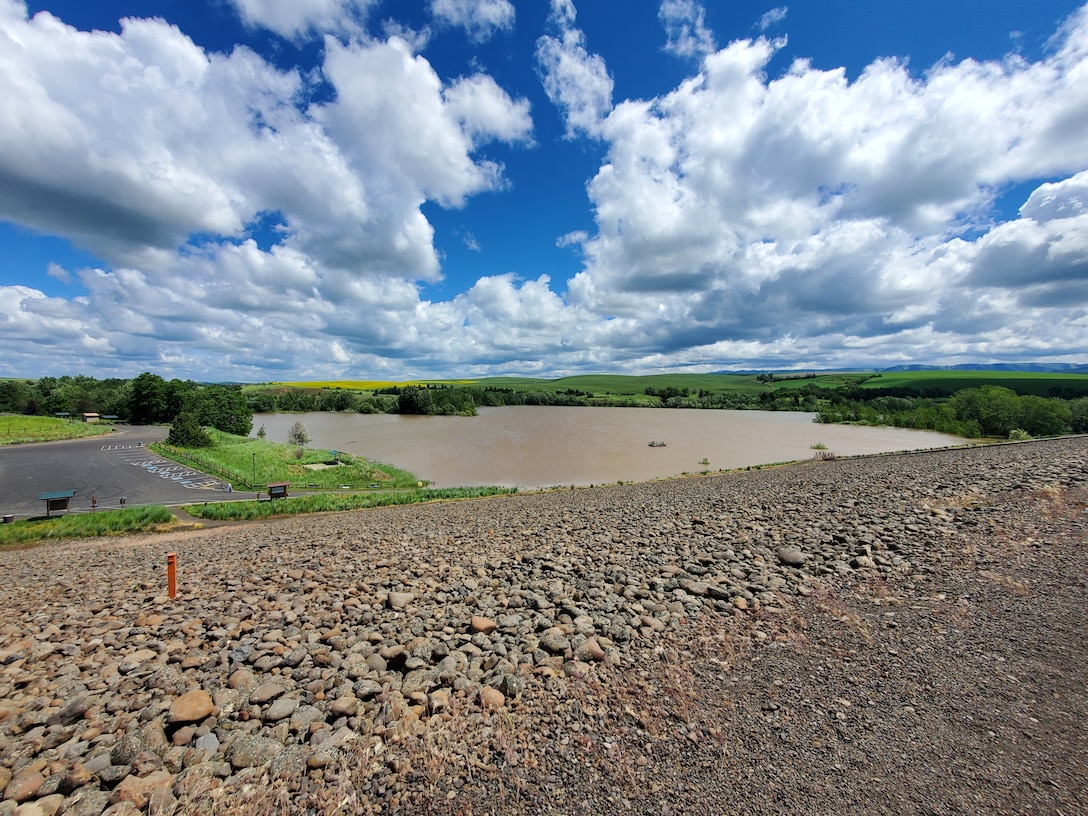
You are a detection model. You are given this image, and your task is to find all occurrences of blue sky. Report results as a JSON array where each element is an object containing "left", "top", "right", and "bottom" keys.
[{"left": 2, "top": 0, "right": 1086, "bottom": 381}]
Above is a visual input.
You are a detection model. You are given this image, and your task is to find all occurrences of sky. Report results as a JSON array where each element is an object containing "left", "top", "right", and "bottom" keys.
[{"left": 1, "top": 0, "right": 1087, "bottom": 382}]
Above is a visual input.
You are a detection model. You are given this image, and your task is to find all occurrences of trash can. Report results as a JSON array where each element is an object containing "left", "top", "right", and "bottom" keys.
[{"left": 2, "top": 514, "right": 14, "bottom": 524}]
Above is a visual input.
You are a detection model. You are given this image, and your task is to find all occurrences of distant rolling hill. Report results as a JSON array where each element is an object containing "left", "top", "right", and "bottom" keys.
[{"left": 878, "top": 363, "right": 1088, "bottom": 374}]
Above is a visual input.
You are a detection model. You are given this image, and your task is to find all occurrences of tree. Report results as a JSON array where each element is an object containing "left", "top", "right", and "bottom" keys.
[
  {"left": 55, "top": 375, "right": 97, "bottom": 414},
  {"left": 397, "top": 386, "right": 434, "bottom": 415},
  {"left": 39, "top": 378, "right": 70, "bottom": 416},
  {"left": 193, "top": 385, "right": 253, "bottom": 436},
  {"left": 951, "top": 386, "right": 1071, "bottom": 438},
  {"left": 35, "top": 377, "right": 58, "bottom": 412},
  {"left": 129, "top": 372, "right": 168, "bottom": 424},
  {"left": 950, "top": 386, "right": 1021, "bottom": 437},
  {"left": 0, "top": 380, "right": 32, "bottom": 414},
  {"left": 1070, "top": 398, "right": 1088, "bottom": 433},
  {"left": 97, "top": 378, "right": 131, "bottom": 418},
  {"left": 288, "top": 421, "right": 310, "bottom": 446},
  {"left": 319, "top": 389, "right": 357, "bottom": 412},
  {"left": 246, "top": 392, "right": 276, "bottom": 413},
  {"left": 1016, "top": 395, "right": 1070, "bottom": 437},
  {"left": 167, "top": 412, "right": 212, "bottom": 448},
  {"left": 166, "top": 378, "right": 202, "bottom": 421}
]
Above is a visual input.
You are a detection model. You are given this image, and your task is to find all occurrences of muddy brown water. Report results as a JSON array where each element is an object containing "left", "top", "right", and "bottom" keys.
[{"left": 253, "top": 407, "right": 965, "bottom": 490}]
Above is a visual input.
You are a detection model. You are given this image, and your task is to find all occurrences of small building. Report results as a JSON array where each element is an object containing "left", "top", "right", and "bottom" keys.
[
  {"left": 82, "top": 413, "right": 100, "bottom": 423},
  {"left": 38, "top": 490, "right": 75, "bottom": 516}
]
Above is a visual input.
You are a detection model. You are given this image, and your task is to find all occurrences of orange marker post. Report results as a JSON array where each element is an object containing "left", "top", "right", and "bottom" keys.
[{"left": 167, "top": 552, "right": 177, "bottom": 599}]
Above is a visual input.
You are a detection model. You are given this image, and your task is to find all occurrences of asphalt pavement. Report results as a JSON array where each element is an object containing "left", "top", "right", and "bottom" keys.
[{"left": 0, "top": 425, "right": 237, "bottom": 520}]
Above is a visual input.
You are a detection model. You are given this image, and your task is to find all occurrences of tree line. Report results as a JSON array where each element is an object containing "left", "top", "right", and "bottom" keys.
[
  {"left": 245, "top": 381, "right": 1088, "bottom": 437},
  {"left": 812, "top": 385, "right": 1087, "bottom": 438},
  {"left": 0, "top": 373, "right": 252, "bottom": 437},
  {"left": 5, "top": 374, "right": 1086, "bottom": 440},
  {"left": 386, "top": 382, "right": 1087, "bottom": 437},
  {"left": 243, "top": 388, "right": 397, "bottom": 415}
]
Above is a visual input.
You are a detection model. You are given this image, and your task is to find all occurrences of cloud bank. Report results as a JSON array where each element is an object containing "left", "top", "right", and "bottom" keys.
[{"left": 1, "top": 0, "right": 1087, "bottom": 380}]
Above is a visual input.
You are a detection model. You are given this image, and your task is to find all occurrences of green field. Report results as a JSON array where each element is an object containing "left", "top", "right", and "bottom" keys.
[
  {"left": 0, "top": 415, "right": 115, "bottom": 445},
  {"left": 855, "top": 370, "right": 1088, "bottom": 397}
]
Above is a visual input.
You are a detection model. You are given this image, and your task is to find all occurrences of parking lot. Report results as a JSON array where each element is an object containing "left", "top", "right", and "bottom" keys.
[{"left": 0, "top": 425, "right": 237, "bottom": 520}]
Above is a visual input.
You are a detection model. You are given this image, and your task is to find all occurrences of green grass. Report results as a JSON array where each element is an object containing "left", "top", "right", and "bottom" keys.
[
  {"left": 857, "top": 370, "right": 1088, "bottom": 397},
  {"left": 759, "top": 369, "right": 1088, "bottom": 397},
  {"left": 185, "top": 486, "right": 517, "bottom": 521},
  {"left": 0, "top": 415, "right": 115, "bottom": 445},
  {"left": 0, "top": 505, "right": 175, "bottom": 547},
  {"left": 154, "top": 430, "right": 420, "bottom": 490}
]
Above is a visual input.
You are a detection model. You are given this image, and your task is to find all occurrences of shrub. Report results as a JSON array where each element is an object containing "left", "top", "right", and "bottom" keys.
[
  {"left": 288, "top": 421, "right": 310, "bottom": 446},
  {"left": 167, "top": 412, "right": 212, "bottom": 447}
]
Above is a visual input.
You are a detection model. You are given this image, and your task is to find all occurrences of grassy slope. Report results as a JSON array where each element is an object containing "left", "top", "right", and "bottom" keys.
[
  {"left": 857, "top": 370, "right": 1088, "bottom": 396},
  {"left": 0, "top": 505, "right": 175, "bottom": 547},
  {"left": 0, "top": 415, "right": 115, "bottom": 445},
  {"left": 155, "top": 431, "right": 420, "bottom": 489}
]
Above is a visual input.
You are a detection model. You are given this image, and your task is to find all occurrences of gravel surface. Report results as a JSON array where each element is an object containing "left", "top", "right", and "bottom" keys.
[{"left": 0, "top": 437, "right": 1085, "bottom": 815}]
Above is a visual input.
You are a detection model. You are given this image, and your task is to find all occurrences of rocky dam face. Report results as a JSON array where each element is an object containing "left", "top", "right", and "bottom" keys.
[{"left": 1, "top": 437, "right": 1086, "bottom": 815}]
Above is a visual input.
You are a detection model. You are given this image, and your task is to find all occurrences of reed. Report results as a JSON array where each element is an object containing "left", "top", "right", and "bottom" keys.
[{"left": 0, "top": 505, "right": 175, "bottom": 547}]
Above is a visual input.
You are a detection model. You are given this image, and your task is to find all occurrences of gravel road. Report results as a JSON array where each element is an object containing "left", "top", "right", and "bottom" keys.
[{"left": 0, "top": 437, "right": 1085, "bottom": 815}]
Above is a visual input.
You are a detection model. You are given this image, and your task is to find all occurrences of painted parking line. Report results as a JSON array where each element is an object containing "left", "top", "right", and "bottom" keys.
[
  {"left": 103, "top": 447, "right": 227, "bottom": 490},
  {"left": 129, "top": 459, "right": 225, "bottom": 489}
]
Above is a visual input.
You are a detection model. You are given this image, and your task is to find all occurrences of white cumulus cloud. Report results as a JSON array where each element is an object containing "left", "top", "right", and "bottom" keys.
[
  {"left": 0, "top": 0, "right": 537, "bottom": 378},
  {"left": 229, "top": 0, "right": 372, "bottom": 39},
  {"left": 566, "top": 6, "right": 1088, "bottom": 365},
  {"left": 659, "top": 0, "right": 716, "bottom": 59},
  {"left": 535, "top": 0, "right": 613, "bottom": 138},
  {"left": 2, "top": 0, "right": 1088, "bottom": 379},
  {"left": 430, "top": 0, "right": 514, "bottom": 42}
]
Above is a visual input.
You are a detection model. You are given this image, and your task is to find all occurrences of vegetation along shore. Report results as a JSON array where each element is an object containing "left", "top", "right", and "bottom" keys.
[{"left": 4, "top": 370, "right": 1088, "bottom": 438}]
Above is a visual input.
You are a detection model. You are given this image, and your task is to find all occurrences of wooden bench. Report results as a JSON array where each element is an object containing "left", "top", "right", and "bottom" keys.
[{"left": 267, "top": 483, "right": 290, "bottom": 500}]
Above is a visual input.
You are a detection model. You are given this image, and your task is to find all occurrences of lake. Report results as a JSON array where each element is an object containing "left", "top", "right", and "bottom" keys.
[{"left": 252, "top": 407, "right": 965, "bottom": 490}]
